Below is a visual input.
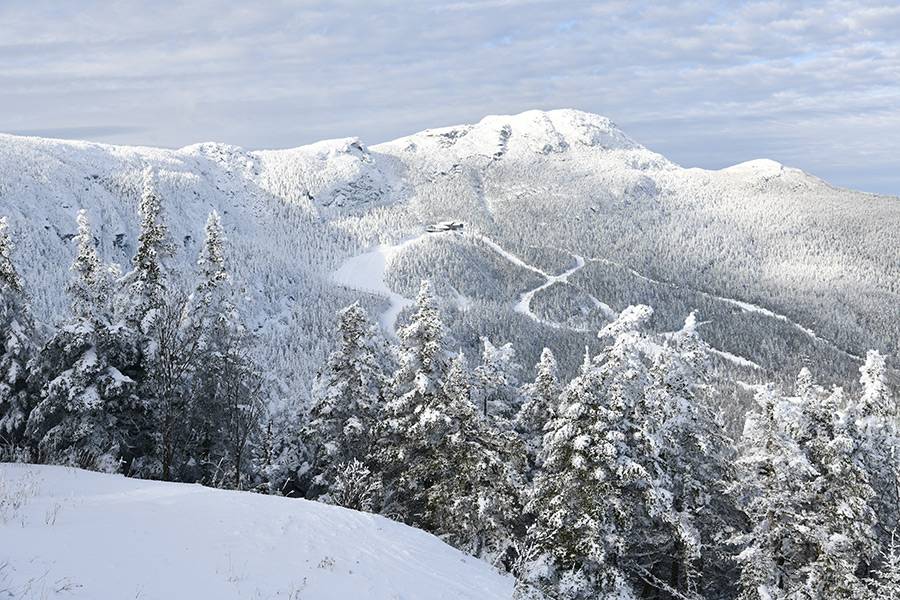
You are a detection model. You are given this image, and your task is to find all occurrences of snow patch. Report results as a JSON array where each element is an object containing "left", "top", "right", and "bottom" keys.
[
  {"left": 331, "top": 234, "right": 430, "bottom": 334},
  {"left": 0, "top": 464, "right": 514, "bottom": 600}
]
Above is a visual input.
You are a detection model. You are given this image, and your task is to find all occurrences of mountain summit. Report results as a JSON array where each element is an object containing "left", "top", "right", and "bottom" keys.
[{"left": 0, "top": 110, "right": 896, "bottom": 398}]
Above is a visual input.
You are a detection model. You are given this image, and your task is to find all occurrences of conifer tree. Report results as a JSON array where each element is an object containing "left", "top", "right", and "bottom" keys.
[
  {"left": 851, "top": 350, "right": 900, "bottom": 549},
  {"left": 735, "top": 373, "right": 878, "bottom": 600},
  {"left": 305, "top": 302, "right": 387, "bottom": 499},
  {"left": 733, "top": 384, "right": 804, "bottom": 600},
  {"left": 647, "top": 313, "right": 740, "bottom": 596},
  {"left": 523, "top": 306, "right": 672, "bottom": 599},
  {"left": 416, "top": 352, "right": 524, "bottom": 559},
  {"left": 474, "top": 337, "right": 522, "bottom": 423},
  {"left": 872, "top": 533, "right": 900, "bottom": 598},
  {"left": 0, "top": 217, "right": 36, "bottom": 447},
  {"left": 27, "top": 210, "right": 143, "bottom": 472},
  {"left": 128, "top": 167, "right": 169, "bottom": 323},
  {"left": 795, "top": 381, "right": 877, "bottom": 598},
  {"left": 377, "top": 280, "right": 449, "bottom": 520},
  {"left": 188, "top": 210, "right": 262, "bottom": 488},
  {"left": 125, "top": 169, "right": 196, "bottom": 479},
  {"left": 515, "top": 347, "right": 560, "bottom": 474}
]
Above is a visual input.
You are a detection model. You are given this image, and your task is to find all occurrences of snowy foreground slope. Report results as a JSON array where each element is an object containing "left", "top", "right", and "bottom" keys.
[
  {"left": 0, "top": 464, "right": 515, "bottom": 600},
  {"left": 0, "top": 109, "right": 897, "bottom": 394}
]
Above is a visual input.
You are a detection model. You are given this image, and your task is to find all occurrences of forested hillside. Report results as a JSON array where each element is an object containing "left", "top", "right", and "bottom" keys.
[
  {"left": 0, "top": 109, "right": 896, "bottom": 406},
  {"left": 0, "top": 163, "right": 897, "bottom": 598}
]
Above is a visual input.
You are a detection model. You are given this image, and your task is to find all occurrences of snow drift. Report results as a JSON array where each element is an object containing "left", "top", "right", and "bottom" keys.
[{"left": 0, "top": 463, "right": 514, "bottom": 599}]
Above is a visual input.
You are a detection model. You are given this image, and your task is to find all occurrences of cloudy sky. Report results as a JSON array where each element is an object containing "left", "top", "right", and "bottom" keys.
[{"left": 2, "top": 1, "right": 899, "bottom": 195}]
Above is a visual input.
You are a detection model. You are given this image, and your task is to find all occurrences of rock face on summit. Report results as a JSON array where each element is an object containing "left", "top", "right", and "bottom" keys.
[{"left": 0, "top": 109, "right": 896, "bottom": 400}]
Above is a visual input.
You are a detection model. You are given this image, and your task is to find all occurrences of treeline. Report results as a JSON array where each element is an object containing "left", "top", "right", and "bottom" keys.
[
  {"left": 1, "top": 170, "right": 899, "bottom": 599},
  {"left": 0, "top": 168, "right": 263, "bottom": 486}
]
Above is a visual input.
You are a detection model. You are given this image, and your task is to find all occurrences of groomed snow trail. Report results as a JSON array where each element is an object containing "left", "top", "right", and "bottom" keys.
[
  {"left": 586, "top": 256, "right": 863, "bottom": 362},
  {"left": 0, "top": 464, "right": 515, "bottom": 600},
  {"left": 331, "top": 234, "right": 430, "bottom": 333},
  {"left": 332, "top": 230, "right": 600, "bottom": 334}
]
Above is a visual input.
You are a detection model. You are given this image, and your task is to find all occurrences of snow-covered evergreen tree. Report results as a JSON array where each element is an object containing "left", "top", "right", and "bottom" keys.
[
  {"left": 523, "top": 305, "right": 673, "bottom": 599},
  {"left": 735, "top": 372, "right": 878, "bottom": 600},
  {"left": 851, "top": 350, "right": 900, "bottom": 550},
  {"left": 733, "top": 384, "right": 803, "bottom": 600},
  {"left": 127, "top": 167, "right": 169, "bottom": 324},
  {"left": 123, "top": 171, "right": 197, "bottom": 480},
  {"left": 0, "top": 217, "right": 36, "bottom": 446},
  {"left": 646, "top": 312, "right": 740, "bottom": 596},
  {"left": 515, "top": 347, "right": 560, "bottom": 474},
  {"left": 417, "top": 351, "right": 524, "bottom": 559},
  {"left": 26, "top": 210, "right": 143, "bottom": 472},
  {"left": 872, "top": 533, "right": 900, "bottom": 598},
  {"left": 796, "top": 382, "right": 877, "bottom": 598},
  {"left": 328, "top": 458, "right": 384, "bottom": 512},
  {"left": 188, "top": 210, "right": 263, "bottom": 488},
  {"left": 858, "top": 350, "right": 893, "bottom": 417},
  {"left": 305, "top": 302, "right": 388, "bottom": 500},
  {"left": 377, "top": 280, "right": 450, "bottom": 520},
  {"left": 473, "top": 337, "right": 522, "bottom": 423}
]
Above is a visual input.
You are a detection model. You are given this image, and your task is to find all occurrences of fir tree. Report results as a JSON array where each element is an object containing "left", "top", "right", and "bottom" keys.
[
  {"left": 418, "top": 352, "right": 524, "bottom": 559},
  {"left": 189, "top": 210, "right": 262, "bottom": 488},
  {"left": 128, "top": 167, "right": 169, "bottom": 323},
  {"left": 795, "top": 382, "right": 877, "bottom": 598},
  {"left": 647, "top": 313, "right": 740, "bottom": 596},
  {"left": 735, "top": 374, "right": 878, "bottom": 600},
  {"left": 872, "top": 533, "right": 900, "bottom": 598},
  {"left": 473, "top": 337, "right": 522, "bottom": 423},
  {"left": 377, "top": 280, "right": 449, "bottom": 520},
  {"left": 515, "top": 347, "right": 560, "bottom": 474},
  {"left": 851, "top": 350, "right": 900, "bottom": 549},
  {"left": 26, "top": 210, "right": 143, "bottom": 472},
  {"left": 0, "top": 217, "right": 36, "bottom": 447},
  {"left": 524, "top": 306, "right": 671, "bottom": 599},
  {"left": 305, "top": 302, "right": 387, "bottom": 499}
]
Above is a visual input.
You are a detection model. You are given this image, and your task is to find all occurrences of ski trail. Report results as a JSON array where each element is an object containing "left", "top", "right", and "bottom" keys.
[
  {"left": 708, "top": 347, "right": 763, "bottom": 370},
  {"left": 512, "top": 253, "right": 591, "bottom": 331},
  {"left": 473, "top": 234, "right": 548, "bottom": 277},
  {"left": 473, "top": 234, "right": 613, "bottom": 331},
  {"left": 331, "top": 233, "right": 429, "bottom": 334},
  {"left": 333, "top": 230, "right": 605, "bottom": 336},
  {"left": 586, "top": 256, "right": 863, "bottom": 362}
]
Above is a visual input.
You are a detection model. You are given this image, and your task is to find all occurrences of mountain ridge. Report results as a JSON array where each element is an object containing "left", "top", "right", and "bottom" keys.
[
  {"left": 0, "top": 109, "right": 897, "bottom": 404},
  {"left": 1, "top": 109, "right": 867, "bottom": 193}
]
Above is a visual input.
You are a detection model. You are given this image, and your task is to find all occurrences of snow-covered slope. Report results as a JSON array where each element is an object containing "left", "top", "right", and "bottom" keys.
[
  {"left": 0, "top": 109, "right": 897, "bottom": 394},
  {"left": 0, "top": 463, "right": 514, "bottom": 599}
]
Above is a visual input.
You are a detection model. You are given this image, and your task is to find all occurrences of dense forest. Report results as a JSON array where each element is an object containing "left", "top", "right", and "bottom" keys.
[{"left": 1, "top": 170, "right": 898, "bottom": 600}]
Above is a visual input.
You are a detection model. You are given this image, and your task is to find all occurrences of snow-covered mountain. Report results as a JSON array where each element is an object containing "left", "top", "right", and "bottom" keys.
[
  {"left": 1, "top": 109, "right": 897, "bottom": 402},
  {"left": 0, "top": 463, "right": 514, "bottom": 599}
]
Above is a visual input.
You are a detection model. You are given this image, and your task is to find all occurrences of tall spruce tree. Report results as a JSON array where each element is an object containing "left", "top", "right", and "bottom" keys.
[
  {"left": 0, "top": 217, "right": 36, "bottom": 447},
  {"left": 305, "top": 302, "right": 387, "bottom": 499},
  {"left": 27, "top": 210, "right": 143, "bottom": 472},
  {"left": 735, "top": 372, "right": 878, "bottom": 600},
  {"left": 474, "top": 337, "right": 522, "bottom": 424},
  {"left": 851, "top": 350, "right": 900, "bottom": 549},
  {"left": 646, "top": 313, "right": 740, "bottom": 597},
  {"left": 524, "top": 305, "right": 680, "bottom": 600},
  {"left": 415, "top": 351, "right": 524, "bottom": 559},
  {"left": 515, "top": 347, "right": 560, "bottom": 475},
  {"left": 126, "top": 168, "right": 197, "bottom": 480},
  {"left": 189, "top": 211, "right": 262, "bottom": 488},
  {"left": 377, "top": 280, "right": 449, "bottom": 520}
]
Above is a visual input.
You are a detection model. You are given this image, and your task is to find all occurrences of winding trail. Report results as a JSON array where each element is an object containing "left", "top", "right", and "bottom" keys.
[
  {"left": 332, "top": 230, "right": 602, "bottom": 334},
  {"left": 331, "top": 230, "right": 781, "bottom": 371},
  {"left": 586, "top": 256, "right": 863, "bottom": 362},
  {"left": 473, "top": 234, "right": 614, "bottom": 330},
  {"left": 331, "top": 233, "right": 429, "bottom": 334}
]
